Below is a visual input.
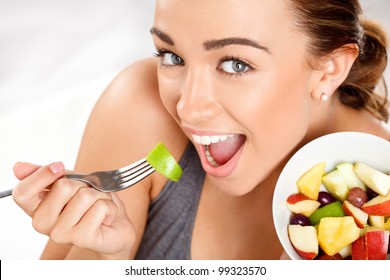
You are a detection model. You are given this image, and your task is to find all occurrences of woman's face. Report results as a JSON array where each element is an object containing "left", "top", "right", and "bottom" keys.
[{"left": 152, "top": 0, "right": 322, "bottom": 195}]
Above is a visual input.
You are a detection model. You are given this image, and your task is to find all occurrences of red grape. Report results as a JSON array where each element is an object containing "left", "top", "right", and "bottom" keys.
[
  {"left": 347, "top": 187, "right": 368, "bottom": 208},
  {"left": 366, "top": 187, "right": 378, "bottom": 200},
  {"left": 289, "top": 213, "right": 311, "bottom": 226},
  {"left": 317, "top": 191, "right": 336, "bottom": 207}
]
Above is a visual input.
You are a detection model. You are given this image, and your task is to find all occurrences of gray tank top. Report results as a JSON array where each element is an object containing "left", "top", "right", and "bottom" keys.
[{"left": 135, "top": 143, "right": 205, "bottom": 259}]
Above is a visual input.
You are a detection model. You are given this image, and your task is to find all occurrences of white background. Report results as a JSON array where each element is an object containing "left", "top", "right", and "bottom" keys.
[{"left": 0, "top": 0, "right": 389, "bottom": 259}]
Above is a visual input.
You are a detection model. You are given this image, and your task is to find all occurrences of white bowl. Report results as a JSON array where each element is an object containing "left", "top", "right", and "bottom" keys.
[{"left": 272, "top": 131, "right": 390, "bottom": 260}]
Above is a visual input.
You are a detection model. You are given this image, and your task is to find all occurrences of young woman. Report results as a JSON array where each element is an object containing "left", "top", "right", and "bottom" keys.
[{"left": 12, "top": 0, "right": 389, "bottom": 259}]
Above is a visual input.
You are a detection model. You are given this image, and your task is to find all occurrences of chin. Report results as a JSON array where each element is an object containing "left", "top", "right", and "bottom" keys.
[
  {"left": 207, "top": 159, "right": 269, "bottom": 197},
  {"left": 207, "top": 174, "right": 258, "bottom": 196}
]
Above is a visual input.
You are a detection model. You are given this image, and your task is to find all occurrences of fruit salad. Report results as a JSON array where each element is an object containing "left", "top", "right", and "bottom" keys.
[{"left": 286, "top": 161, "right": 390, "bottom": 260}]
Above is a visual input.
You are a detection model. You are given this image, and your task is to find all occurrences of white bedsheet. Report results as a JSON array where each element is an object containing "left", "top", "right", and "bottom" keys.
[
  {"left": 0, "top": 0, "right": 389, "bottom": 260},
  {"left": 0, "top": 72, "right": 113, "bottom": 259},
  {"left": 0, "top": 0, "right": 154, "bottom": 259}
]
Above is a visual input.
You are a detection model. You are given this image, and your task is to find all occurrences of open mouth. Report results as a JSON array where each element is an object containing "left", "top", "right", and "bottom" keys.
[{"left": 191, "top": 133, "right": 246, "bottom": 167}]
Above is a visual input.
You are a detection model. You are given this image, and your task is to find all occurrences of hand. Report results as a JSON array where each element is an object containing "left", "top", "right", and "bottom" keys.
[{"left": 12, "top": 162, "right": 136, "bottom": 258}]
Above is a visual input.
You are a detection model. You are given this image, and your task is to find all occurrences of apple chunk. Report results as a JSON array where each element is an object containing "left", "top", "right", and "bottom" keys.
[
  {"left": 286, "top": 193, "right": 321, "bottom": 217},
  {"left": 342, "top": 200, "right": 368, "bottom": 228},
  {"left": 361, "top": 192, "right": 390, "bottom": 216},
  {"left": 296, "top": 162, "right": 326, "bottom": 200},
  {"left": 354, "top": 162, "right": 390, "bottom": 196},
  {"left": 322, "top": 169, "right": 349, "bottom": 201},
  {"left": 368, "top": 215, "right": 385, "bottom": 229},
  {"left": 288, "top": 225, "right": 318, "bottom": 260},
  {"left": 352, "top": 227, "right": 389, "bottom": 260},
  {"left": 352, "top": 235, "right": 367, "bottom": 260},
  {"left": 146, "top": 142, "right": 183, "bottom": 182},
  {"left": 365, "top": 227, "right": 389, "bottom": 260},
  {"left": 309, "top": 201, "right": 344, "bottom": 226},
  {"left": 336, "top": 162, "right": 366, "bottom": 190}
]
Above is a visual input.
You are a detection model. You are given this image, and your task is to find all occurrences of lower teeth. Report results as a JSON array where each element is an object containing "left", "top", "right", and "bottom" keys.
[{"left": 205, "top": 146, "right": 221, "bottom": 167}]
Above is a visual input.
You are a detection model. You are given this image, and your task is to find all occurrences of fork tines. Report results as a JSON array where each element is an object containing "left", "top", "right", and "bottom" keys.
[{"left": 115, "top": 158, "right": 155, "bottom": 186}]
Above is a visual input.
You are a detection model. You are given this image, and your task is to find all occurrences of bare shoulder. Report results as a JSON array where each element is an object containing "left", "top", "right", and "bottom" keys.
[{"left": 76, "top": 57, "right": 188, "bottom": 173}]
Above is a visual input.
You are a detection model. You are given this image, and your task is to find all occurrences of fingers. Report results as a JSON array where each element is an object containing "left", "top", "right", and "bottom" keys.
[
  {"left": 73, "top": 195, "right": 133, "bottom": 254},
  {"left": 31, "top": 178, "right": 86, "bottom": 235},
  {"left": 47, "top": 188, "right": 124, "bottom": 253},
  {"left": 54, "top": 188, "right": 115, "bottom": 232},
  {"left": 66, "top": 197, "right": 119, "bottom": 252},
  {"left": 12, "top": 162, "right": 65, "bottom": 215},
  {"left": 13, "top": 162, "right": 42, "bottom": 180},
  {"left": 12, "top": 161, "right": 135, "bottom": 255},
  {"left": 29, "top": 178, "right": 118, "bottom": 243}
]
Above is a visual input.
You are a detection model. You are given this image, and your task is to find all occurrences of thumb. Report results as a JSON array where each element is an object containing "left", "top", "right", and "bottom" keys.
[{"left": 13, "top": 162, "right": 42, "bottom": 180}]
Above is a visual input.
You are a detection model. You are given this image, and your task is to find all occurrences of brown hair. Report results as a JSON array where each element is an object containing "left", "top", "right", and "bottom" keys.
[{"left": 288, "top": 0, "right": 389, "bottom": 122}]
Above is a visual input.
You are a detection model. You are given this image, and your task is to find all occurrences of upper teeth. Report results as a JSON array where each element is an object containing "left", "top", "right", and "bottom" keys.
[{"left": 191, "top": 134, "right": 234, "bottom": 145}]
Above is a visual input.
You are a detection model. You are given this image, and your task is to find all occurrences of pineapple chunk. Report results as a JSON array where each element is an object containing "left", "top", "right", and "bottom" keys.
[
  {"left": 318, "top": 216, "right": 360, "bottom": 256},
  {"left": 296, "top": 162, "right": 326, "bottom": 200}
]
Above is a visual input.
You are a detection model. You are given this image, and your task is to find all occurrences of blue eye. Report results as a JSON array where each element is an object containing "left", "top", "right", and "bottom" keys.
[
  {"left": 161, "top": 52, "right": 184, "bottom": 66},
  {"left": 154, "top": 49, "right": 184, "bottom": 66},
  {"left": 220, "top": 59, "right": 250, "bottom": 74}
]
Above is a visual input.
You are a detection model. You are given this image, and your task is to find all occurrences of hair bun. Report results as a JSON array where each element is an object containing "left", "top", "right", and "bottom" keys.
[{"left": 340, "top": 19, "right": 388, "bottom": 121}]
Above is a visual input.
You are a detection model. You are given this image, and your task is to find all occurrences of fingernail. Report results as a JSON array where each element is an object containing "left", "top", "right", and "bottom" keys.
[{"left": 50, "top": 162, "right": 64, "bottom": 174}]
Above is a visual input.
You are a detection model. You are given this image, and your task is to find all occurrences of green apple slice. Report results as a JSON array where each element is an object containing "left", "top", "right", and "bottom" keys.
[
  {"left": 146, "top": 142, "right": 183, "bottom": 182},
  {"left": 309, "top": 201, "right": 345, "bottom": 226}
]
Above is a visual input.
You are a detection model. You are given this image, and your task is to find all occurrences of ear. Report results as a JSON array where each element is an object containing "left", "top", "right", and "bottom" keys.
[{"left": 312, "top": 44, "right": 359, "bottom": 101}]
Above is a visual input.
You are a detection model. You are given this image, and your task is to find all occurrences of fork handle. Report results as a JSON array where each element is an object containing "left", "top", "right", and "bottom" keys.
[
  {"left": 0, "top": 174, "right": 93, "bottom": 199},
  {"left": 0, "top": 189, "right": 13, "bottom": 198}
]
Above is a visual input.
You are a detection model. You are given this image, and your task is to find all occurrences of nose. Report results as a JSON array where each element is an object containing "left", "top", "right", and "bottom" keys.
[{"left": 177, "top": 68, "right": 220, "bottom": 124}]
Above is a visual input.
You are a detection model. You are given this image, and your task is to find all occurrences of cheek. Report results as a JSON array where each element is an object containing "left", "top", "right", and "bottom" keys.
[
  {"left": 157, "top": 73, "right": 181, "bottom": 121},
  {"left": 256, "top": 96, "right": 310, "bottom": 158},
  {"left": 260, "top": 90, "right": 310, "bottom": 132},
  {"left": 238, "top": 74, "right": 311, "bottom": 172},
  {"left": 227, "top": 73, "right": 311, "bottom": 136},
  {"left": 265, "top": 67, "right": 311, "bottom": 122}
]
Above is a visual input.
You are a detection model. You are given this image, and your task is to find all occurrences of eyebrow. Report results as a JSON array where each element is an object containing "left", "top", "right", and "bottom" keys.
[
  {"left": 204, "top": 37, "right": 270, "bottom": 53},
  {"left": 150, "top": 27, "right": 175, "bottom": 45},
  {"left": 150, "top": 27, "right": 270, "bottom": 54}
]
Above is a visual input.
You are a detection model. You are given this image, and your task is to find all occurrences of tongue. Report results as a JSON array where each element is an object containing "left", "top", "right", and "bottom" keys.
[{"left": 208, "top": 135, "right": 246, "bottom": 165}]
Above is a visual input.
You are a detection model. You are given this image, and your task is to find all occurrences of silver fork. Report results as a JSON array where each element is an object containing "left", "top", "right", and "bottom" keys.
[{"left": 0, "top": 158, "right": 155, "bottom": 198}]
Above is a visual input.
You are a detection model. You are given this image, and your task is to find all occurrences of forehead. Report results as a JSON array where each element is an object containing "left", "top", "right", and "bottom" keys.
[{"left": 153, "top": 0, "right": 295, "bottom": 43}]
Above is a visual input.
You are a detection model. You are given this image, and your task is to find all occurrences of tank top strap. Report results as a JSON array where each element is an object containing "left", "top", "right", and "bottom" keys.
[{"left": 135, "top": 142, "right": 205, "bottom": 259}]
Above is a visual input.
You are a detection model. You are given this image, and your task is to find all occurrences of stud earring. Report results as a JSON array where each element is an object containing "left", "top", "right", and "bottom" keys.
[{"left": 320, "top": 93, "right": 329, "bottom": 102}]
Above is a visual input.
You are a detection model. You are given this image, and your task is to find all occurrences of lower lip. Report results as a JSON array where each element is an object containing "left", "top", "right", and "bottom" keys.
[{"left": 196, "top": 142, "right": 245, "bottom": 177}]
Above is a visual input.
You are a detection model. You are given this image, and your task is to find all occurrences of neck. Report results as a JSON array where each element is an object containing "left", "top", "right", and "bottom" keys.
[{"left": 305, "top": 95, "right": 389, "bottom": 142}]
